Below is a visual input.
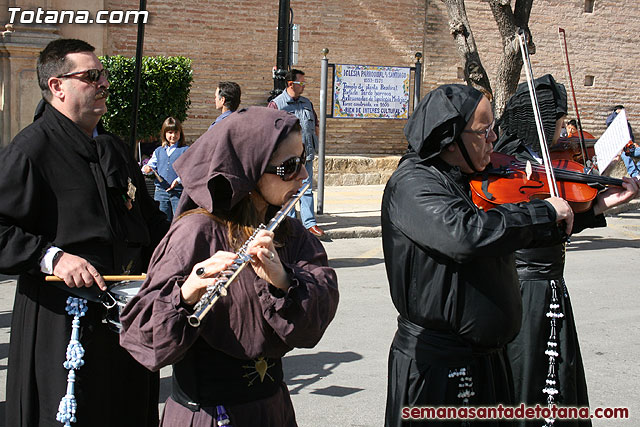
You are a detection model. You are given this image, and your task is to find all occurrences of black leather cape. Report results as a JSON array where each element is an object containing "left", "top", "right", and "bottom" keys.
[
  {"left": 382, "top": 151, "right": 567, "bottom": 426},
  {"left": 494, "top": 132, "right": 603, "bottom": 426}
]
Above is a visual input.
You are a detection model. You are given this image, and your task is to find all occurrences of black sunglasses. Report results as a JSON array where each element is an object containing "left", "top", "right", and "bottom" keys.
[
  {"left": 264, "top": 146, "right": 306, "bottom": 181},
  {"left": 56, "top": 68, "right": 109, "bottom": 83}
]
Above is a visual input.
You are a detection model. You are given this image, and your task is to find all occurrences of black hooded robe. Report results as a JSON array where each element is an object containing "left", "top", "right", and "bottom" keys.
[
  {"left": 494, "top": 136, "right": 603, "bottom": 427},
  {"left": 382, "top": 85, "right": 567, "bottom": 427},
  {"left": 494, "top": 75, "right": 605, "bottom": 426},
  {"left": 0, "top": 103, "right": 169, "bottom": 427}
]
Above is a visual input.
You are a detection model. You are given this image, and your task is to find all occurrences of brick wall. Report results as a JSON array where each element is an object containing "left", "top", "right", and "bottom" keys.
[
  {"left": 105, "top": 0, "right": 640, "bottom": 155},
  {"left": 105, "top": 0, "right": 424, "bottom": 155},
  {"left": 424, "top": 0, "right": 640, "bottom": 138}
]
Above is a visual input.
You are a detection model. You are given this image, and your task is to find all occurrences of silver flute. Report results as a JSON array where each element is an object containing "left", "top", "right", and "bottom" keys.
[{"left": 187, "top": 182, "right": 311, "bottom": 327}]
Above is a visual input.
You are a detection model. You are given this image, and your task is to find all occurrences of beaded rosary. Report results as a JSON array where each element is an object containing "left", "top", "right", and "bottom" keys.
[
  {"left": 449, "top": 366, "right": 474, "bottom": 427},
  {"left": 56, "top": 297, "right": 88, "bottom": 426},
  {"left": 542, "top": 279, "right": 565, "bottom": 427}
]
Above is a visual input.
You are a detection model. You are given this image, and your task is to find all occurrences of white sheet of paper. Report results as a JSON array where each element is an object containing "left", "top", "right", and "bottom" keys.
[{"left": 594, "top": 109, "right": 632, "bottom": 172}]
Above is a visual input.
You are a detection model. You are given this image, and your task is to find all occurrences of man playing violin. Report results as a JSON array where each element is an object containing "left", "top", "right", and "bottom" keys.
[
  {"left": 382, "top": 84, "right": 578, "bottom": 427},
  {"left": 495, "top": 75, "right": 639, "bottom": 426}
]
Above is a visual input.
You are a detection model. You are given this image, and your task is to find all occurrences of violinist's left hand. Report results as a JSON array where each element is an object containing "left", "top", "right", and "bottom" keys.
[
  {"left": 593, "top": 176, "right": 640, "bottom": 215},
  {"left": 246, "top": 229, "right": 290, "bottom": 291}
]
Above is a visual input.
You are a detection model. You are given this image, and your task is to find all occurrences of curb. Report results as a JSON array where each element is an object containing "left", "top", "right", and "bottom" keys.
[
  {"left": 322, "top": 198, "right": 640, "bottom": 240},
  {"left": 325, "top": 226, "right": 382, "bottom": 240}
]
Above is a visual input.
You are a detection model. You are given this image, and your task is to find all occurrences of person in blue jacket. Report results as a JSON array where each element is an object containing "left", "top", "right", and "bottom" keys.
[
  {"left": 605, "top": 105, "right": 640, "bottom": 177},
  {"left": 268, "top": 69, "right": 325, "bottom": 238},
  {"left": 142, "top": 116, "right": 189, "bottom": 221}
]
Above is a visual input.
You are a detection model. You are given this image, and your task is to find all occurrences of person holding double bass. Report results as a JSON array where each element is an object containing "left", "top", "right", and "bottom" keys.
[
  {"left": 382, "top": 84, "right": 577, "bottom": 426},
  {"left": 494, "top": 74, "right": 639, "bottom": 426}
]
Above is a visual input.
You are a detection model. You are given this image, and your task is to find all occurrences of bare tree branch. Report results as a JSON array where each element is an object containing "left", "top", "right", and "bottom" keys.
[
  {"left": 441, "top": 0, "right": 536, "bottom": 119},
  {"left": 440, "top": 0, "right": 492, "bottom": 96},
  {"left": 489, "top": 0, "right": 536, "bottom": 118},
  {"left": 513, "top": 0, "right": 534, "bottom": 26}
]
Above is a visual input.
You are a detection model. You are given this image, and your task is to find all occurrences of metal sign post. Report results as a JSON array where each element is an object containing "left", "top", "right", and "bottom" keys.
[
  {"left": 413, "top": 52, "right": 422, "bottom": 113},
  {"left": 317, "top": 48, "right": 329, "bottom": 215}
]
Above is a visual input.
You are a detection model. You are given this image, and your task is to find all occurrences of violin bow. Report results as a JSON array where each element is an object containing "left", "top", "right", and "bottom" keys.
[
  {"left": 516, "top": 29, "right": 559, "bottom": 198},
  {"left": 558, "top": 27, "right": 590, "bottom": 171}
]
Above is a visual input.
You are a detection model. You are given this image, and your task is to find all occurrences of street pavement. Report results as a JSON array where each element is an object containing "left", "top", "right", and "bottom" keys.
[{"left": 1, "top": 186, "right": 639, "bottom": 425}]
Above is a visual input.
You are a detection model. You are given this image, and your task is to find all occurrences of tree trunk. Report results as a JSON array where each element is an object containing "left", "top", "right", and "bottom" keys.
[
  {"left": 440, "top": 0, "right": 535, "bottom": 120},
  {"left": 489, "top": 0, "right": 535, "bottom": 120},
  {"left": 440, "top": 0, "right": 493, "bottom": 96}
]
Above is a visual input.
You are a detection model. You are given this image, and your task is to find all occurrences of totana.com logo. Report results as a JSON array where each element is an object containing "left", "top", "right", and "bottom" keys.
[{"left": 7, "top": 7, "right": 148, "bottom": 24}]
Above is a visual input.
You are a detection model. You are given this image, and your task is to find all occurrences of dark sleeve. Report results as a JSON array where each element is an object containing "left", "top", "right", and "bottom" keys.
[
  {"left": 255, "top": 219, "right": 339, "bottom": 349},
  {"left": 312, "top": 105, "right": 319, "bottom": 133},
  {"left": 383, "top": 172, "right": 563, "bottom": 264},
  {"left": 572, "top": 206, "right": 607, "bottom": 235},
  {"left": 0, "top": 145, "right": 50, "bottom": 274},
  {"left": 111, "top": 133, "right": 170, "bottom": 261},
  {"left": 119, "top": 221, "right": 208, "bottom": 371},
  {"left": 131, "top": 158, "right": 170, "bottom": 247}
]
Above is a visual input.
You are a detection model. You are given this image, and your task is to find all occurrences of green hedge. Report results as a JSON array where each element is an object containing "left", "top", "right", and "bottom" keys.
[{"left": 99, "top": 55, "right": 193, "bottom": 141}]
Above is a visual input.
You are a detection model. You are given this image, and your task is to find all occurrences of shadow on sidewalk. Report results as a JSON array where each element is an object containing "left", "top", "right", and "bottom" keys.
[
  {"left": 566, "top": 235, "right": 640, "bottom": 251},
  {"left": 317, "top": 214, "right": 380, "bottom": 231},
  {"left": 329, "top": 257, "right": 384, "bottom": 268},
  {"left": 0, "top": 311, "right": 11, "bottom": 329},
  {"left": 284, "top": 351, "right": 362, "bottom": 396}
]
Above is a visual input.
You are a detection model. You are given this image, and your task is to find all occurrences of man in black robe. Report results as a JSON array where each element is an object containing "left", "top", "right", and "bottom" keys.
[
  {"left": 382, "top": 84, "right": 576, "bottom": 426},
  {"left": 0, "top": 39, "right": 169, "bottom": 426}
]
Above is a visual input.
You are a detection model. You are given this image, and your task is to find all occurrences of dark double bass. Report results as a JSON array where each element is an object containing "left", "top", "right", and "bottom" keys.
[{"left": 548, "top": 28, "right": 596, "bottom": 167}]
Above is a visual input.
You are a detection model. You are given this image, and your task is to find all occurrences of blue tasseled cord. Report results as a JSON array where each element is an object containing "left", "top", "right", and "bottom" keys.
[
  {"left": 216, "top": 405, "right": 232, "bottom": 426},
  {"left": 56, "top": 297, "right": 88, "bottom": 426}
]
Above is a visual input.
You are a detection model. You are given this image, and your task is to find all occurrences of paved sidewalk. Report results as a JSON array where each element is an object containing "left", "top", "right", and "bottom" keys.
[
  {"left": 314, "top": 185, "right": 384, "bottom": 240},
  {"left": 314, "top": 185, "right": 640, "bottom": 240}
]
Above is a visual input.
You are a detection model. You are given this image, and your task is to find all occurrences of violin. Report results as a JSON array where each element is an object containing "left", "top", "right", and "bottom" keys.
[
  {"left": 470, "top": 152, "right": 624, "bottom": 213},
  {"left": 550, "top": 132, "right": 597, "bottom": 165},
  {"left": 623, "top": 140, "right": 638, "bottom": 155},
  {"left": 471, "top": 31, "right": 621, "bottom": 214}
]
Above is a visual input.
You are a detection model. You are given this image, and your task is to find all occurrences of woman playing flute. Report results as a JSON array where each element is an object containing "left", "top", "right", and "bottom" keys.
[{"left": 120, "top": 107, "right": 339, "bottom": 427}]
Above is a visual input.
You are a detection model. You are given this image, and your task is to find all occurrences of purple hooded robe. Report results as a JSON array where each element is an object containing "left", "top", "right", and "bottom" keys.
[{"left": 119, "top": 107, "right": 339, "bottom": 426}]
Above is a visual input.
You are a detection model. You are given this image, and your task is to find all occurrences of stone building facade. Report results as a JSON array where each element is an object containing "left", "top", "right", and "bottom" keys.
[{"left": 2, "top": 0, "right": 638, "bottom": 159}]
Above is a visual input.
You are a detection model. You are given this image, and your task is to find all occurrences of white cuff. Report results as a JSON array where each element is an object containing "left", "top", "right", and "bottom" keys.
[{"left": 40, "top": 247, "right": 63, "bottom": 274}]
